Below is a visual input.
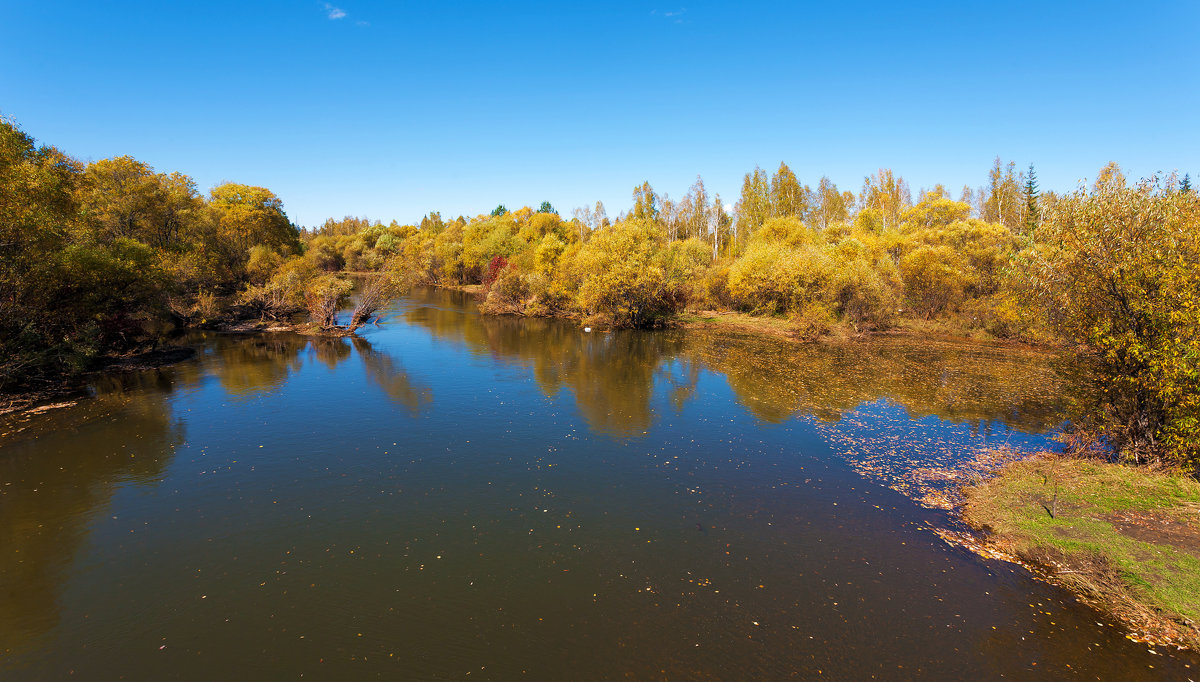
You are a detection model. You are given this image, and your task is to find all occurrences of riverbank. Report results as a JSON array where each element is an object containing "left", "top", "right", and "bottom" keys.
[
  {"left": 677, "top": 309, "right": 1057, "bottom": 350},
  {"left": 0, "top": 312, "right": 394, "bottom": 417},
  {"left": 961, "top": 455, "right": 1200, "bottom": 650},
  {"left": 0, "top": 346, "right": 198, "bottom": 418},
  {"left": 443, "top": 281, "right": 1057, "bottom": 350}
]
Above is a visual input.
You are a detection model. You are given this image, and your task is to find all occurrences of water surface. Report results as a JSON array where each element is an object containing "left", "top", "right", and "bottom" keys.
[{"left": 1, "top": 288, "right": 1194, "bottom": 679}]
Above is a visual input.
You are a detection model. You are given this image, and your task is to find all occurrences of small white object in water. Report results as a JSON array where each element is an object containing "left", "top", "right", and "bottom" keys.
[{"left": 584, "top": 327, "right": 592, "bottom": 332}]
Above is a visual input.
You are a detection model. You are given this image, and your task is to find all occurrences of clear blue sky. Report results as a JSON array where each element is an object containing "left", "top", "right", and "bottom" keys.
[{"left": 2, "top": 1, "right": 1196, "bottom": 226}]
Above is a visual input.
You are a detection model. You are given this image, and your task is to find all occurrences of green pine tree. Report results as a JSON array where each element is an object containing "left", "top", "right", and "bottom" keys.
[{"left": 1023, "top": 163, "right": 1040, "bottom": 232}]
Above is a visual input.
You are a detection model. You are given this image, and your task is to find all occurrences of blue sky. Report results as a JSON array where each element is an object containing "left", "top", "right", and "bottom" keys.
[{"left": 2, "top": 1, "right": 1196, "bottom": 226}]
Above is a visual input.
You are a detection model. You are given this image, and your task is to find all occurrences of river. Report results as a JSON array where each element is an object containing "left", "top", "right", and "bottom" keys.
[{"left": 1, "top": 287, "right": 1195, "bottom": 679}]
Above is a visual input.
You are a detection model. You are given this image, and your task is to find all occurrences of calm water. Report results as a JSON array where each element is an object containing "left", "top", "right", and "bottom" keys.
[{"left": 2, "top": 287, "right": 1196, "bottom": 679}]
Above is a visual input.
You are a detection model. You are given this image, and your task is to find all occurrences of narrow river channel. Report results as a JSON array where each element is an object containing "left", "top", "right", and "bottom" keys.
[{"left": 2, "top": 287, "right": 1195, "bottom": 679}]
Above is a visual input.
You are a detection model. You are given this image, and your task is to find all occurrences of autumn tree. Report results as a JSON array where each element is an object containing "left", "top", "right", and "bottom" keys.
[
  {"left": 315, "top": 215, "right": 372, "bottom": 237},
  {"left": 569, "top": 219, "right": 686, "bottom": 327},
  {"left": 859, "top": 169, "right": 910, "bottom": 231},
  {"left": 419, "top": 212, "right": 446, "bottom": 233},
  {"left": 78, "top": 156, "right": 158, "bottom": 242},
  {"left": 1026, "top": 176, "right": 1200, "bottom": 468},
  {"left": 981, "top": 158, "right": 1023, "bottom": 230},
  {"left": 78, "top": 157, "right": 203, "bottom": 249},
  {"left": 631, "top": 182, "right": 660, "bottom": 223},
  {"left": 901, "top": 192, "right": 971, "bottom": 228},
  {"left": 1, "top": 121, "right": 172, "bottom": 386},
  {"left": 659, "top": 191, "right": 681, "bottom": 240},
  {"left": 711, "top": 193, "right": 731, "bottom": 258},
  {"left": 959, "top": 185, "right": 976, "bottom": 215},
  {"left": 1, "top": 120, "right": 80, "bottom": 386},
  {"left": 571, "top": 205, "right": 593, "bottom": 241},
  {"left": 208, "top": 183, "right": 299, "bottom": 271},
  {"left": 734, "top": 167, "right": 771, "bottom": 240},
  {"left": 594, "top": 201, "right": 609, "bottom": 228},
  {"left": 770, "top": 162, "right": 809, "bottom": 220},
  {"left": 682, "top": 175, "right": 710, "bottom": 242},
  {"left": 813, "top": 176, "right": 847, "bottom": 230},
  {"left": 1093, "top": 161, "right": 1125, "bottom": 192}
]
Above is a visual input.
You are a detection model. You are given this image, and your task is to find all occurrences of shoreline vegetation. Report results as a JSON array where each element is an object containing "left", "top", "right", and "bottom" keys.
[
  {"left": 4, "top": 119, "right": 1200, "bottom": 648},
  {"left": 444, "top": 281, "right": 1056, "bottom": 351}
]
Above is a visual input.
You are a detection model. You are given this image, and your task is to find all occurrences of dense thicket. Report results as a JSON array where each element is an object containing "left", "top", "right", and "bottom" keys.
[
  {"left": 1023, "top": 176, "right": 1200, "bottom": 468},
  {"left": 3, "top": 119, "right": 1197, "bottom": 470},
  {"left": 1, "top": 120, "right": 308, "bottom": 389}
]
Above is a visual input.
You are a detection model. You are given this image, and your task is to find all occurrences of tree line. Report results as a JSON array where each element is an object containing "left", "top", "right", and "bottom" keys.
[{"left": 2, "top": 117, "right": 1198, "bottom": 471}]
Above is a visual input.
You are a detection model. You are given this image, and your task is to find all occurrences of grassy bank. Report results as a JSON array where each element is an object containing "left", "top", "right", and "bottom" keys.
[
  {"left": 962, "top": 456, "right": 1200, "bottom": 649},
  {"left": 677, "top": 308, "right": 1060, "bottom": 347}
]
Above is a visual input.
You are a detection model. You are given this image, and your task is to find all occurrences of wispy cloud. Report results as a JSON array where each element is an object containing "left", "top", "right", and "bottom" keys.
[
  {"left": 323, "top": 2, "right": 346, "bottom": 20},
  {"left": 651, "top": 8, "right": 688, "bottom": 24}
]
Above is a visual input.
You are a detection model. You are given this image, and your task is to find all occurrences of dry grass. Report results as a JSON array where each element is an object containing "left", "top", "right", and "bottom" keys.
[{"left": 679, "top": 310, "right": 805, "bottom": 341}]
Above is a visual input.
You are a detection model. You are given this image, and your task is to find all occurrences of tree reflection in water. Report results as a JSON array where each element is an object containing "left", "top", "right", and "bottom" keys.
[
  {"left": 0, "top": 331, "right": 437, "bottom": 658},
  {"left": 352, "top": 337, "right": 433, "bottom": 416},
  {"left": 399, "top": 287, "right": 1076, "bottom": 507},
  {"left": 207, "top": 333, "right": 309, "bottom": 398},
  {"left": 0, "top": 374, "right": 183, "bottom": 656},
  {"left": 402, "top": 287, "right": 1073, "bottom": 437},
  {"left": 406, "top": 297, "right": 690, "bottom": 436},
  {"left": 198, "top": 331, "right": 433, "bottom": 417}
]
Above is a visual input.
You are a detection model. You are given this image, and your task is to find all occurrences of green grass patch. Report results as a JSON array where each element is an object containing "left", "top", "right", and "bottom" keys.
[{"left": 963, "top": 457, "right": 1200, "bottom": 646}]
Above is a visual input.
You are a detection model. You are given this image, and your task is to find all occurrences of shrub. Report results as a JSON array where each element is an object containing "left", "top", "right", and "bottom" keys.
[
  {"left": 791, "top": 303, "right": 834, "bottom": 341},
  {"left": 915, "top": 219, "right": 1017, "bottom": 296},
  {"left": 899, "top": 244, "right": 970, "bottom": 317},
  {"left": 305, "top": 274, "right": 352, "bottom": 328},
  {"left": 701, "top": 263, "right": 734, "bottom": 309},
  {"left": 481, "top": 266, "right": 530, "bottom": 315},
  {"left": 826, "top": 254, "right": 899, "bottom": 329},
  {"left": 484, "top": 255, "right": 509, "bottom": 287},
  {"left": 463, "top": 216, "right": 522, "bottom": 274},
  {"left": 306, "top": 236, "right": 345, "bottom": 272},
  {"left": 570, "top": 219, "right": 687, "bottom": 327},
  {"left": 239, "top": 257, "right": 313, "bottom": 319},
  {"left": 726, "top": 242, "right": 829, "bottom": 314}
]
